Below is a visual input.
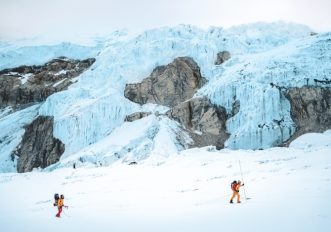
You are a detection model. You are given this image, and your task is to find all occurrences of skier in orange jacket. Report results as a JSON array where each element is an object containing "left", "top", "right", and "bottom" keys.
[{"left": 230, "top": 180, "right": 244, "bottom": 203}]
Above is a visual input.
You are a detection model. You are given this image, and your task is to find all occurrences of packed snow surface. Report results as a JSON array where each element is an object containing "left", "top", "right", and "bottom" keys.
[{"left": 0, "top": 132, "right": 330, "bottom": 232}]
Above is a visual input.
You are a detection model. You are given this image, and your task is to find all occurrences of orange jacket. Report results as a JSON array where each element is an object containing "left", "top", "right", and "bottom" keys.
[
  {"left": 57, "top": 199, "right": 64, "bottom": 208},
  {"left": 233, "top": 183, "right": 243, "bottom": 192}
]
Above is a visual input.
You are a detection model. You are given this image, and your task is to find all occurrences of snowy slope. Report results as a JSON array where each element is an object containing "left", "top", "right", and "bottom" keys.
[
  {"left": 1, "top": 22, "right": 330, "bottom": 171},
  {"left": 46, "top": 115, "right": 192, "bottom": 169},
  {"left": 0, "top": 132, "right": 330, "bottom": 232}
]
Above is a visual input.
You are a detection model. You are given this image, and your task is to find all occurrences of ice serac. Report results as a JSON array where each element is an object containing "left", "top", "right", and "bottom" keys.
[
  {"left": 16, "top": 116, "right": 64, "bottom": 173},
  {"left": 283, "top": 87, "right": 331, "bottom": 146},
  {"left": 124, "top": 57, "right": 206, "bottom": 108},
  {"left": 0, "top": 57, "right": 95, "bottom": 110},
  {"left": 203, "top": 31, "right": 330, "bottom": 149},
  {"left": 166, "top": 97, "right": 229, "bottom": 149}
]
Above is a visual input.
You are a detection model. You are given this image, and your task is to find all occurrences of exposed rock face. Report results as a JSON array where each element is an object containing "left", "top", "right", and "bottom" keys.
[
  {"left": 0, "top": 57, "right": 95, "bottom": 110},
  {"left": 283, "top": 87, "right": 331, "bottom": 146},
  {"left": 16, "top": 116, "right": 65, "bottom": 173},
  {"left": 125, "top": 112, "right": 152, "bottom": 122},
  {"left": 215, "top": 51, "right": 231, "bottom": 65},
  {"left": 124, "top": 57, "right": 231, "bottom": 149},
  {"left": 167, "top": 97, "right": 229, "bottom": 149},
  {"left": 124, "top": 57, "right": 206, "bottom": 108}
]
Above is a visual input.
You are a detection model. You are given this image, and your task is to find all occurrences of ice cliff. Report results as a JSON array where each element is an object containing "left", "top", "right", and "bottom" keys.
[{"left": 0, "top": 22, "right": 330, "bottom": 172}]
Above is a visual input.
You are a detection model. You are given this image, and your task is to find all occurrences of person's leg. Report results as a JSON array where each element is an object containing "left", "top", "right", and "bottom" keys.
[
  {"left": 56, "top": 207, "right": 62, "bottom": 217},
  {"left": 230, "top": 191, "right": 237, "bottom": 203},
  {"left": 237, "top": 193, "right": 241, "bottom": 203}
]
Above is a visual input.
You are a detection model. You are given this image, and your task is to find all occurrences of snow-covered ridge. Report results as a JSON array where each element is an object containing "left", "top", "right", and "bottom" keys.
[
  {"left": 0, "top": 42, "right": 102, "bottom": 70},
  {"left": 1, "top": 22, "right": 330, "bottom": 172}
]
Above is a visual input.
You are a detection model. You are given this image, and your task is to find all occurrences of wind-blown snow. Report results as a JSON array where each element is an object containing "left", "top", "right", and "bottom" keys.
[
  {"left": 1, "top": 22, "right": 330, "bottom": 171},
  {"left": 0, "top": 132, "right": 330, "bottom": 232}
]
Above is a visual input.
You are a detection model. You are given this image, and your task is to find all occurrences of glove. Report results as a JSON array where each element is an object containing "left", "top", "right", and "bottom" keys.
[
  {"left": 53, "top": 203, "right": 56, "bottom": 206},
  {"left": 236, "top": 190, "right": 239, "bottom": 193},
  {"left": 242, "top": 183, "right": 245, "bottom": 186}
]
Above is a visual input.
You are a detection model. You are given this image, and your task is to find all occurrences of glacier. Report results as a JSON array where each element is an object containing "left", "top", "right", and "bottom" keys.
[{"left": 1, "top": 22, "right": 331, "bottom": 171}]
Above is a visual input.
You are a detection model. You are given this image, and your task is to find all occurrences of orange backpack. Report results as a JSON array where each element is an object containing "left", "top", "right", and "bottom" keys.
[{"left": 231, "top": 181, "right": 237, "bottom": 191}]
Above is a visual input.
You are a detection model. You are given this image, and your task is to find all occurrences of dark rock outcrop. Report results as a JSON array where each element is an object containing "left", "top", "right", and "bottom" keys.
[
  {"left": 124, "top": 57, "right": 232, "bottom": 150},
  {"left": 166, "top": 97, "right": 229, "bottom": 149},
  {"left": 283, "top": 87, "right": 331, "bottom": 146},
  {"left": 125, "top": 112, "right": 152, "bottom": 122},
  {"left": 0, "top": 57, "right": 95, "bottom": 110},
  {"left": 16, "top": 116, "right": 65, "bottom": 173},
  {"left": 124, "top": 57, "right": 206, "bottom": 108},
  {"left": 215, "top": 51, "right": 231, "bottom": 65}
]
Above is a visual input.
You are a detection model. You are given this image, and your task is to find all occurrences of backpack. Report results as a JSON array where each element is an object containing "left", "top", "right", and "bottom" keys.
[
  {"left": 54, "top": 193, "right": 59, "bottom": 206},
  {"left": 231, "top": 181, "right": 237, "bottom": 191}
]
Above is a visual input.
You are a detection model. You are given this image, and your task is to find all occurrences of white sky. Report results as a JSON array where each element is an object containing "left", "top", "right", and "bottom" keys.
[{"left": 1, "top": 0, "right": 331, "bottom": 41}]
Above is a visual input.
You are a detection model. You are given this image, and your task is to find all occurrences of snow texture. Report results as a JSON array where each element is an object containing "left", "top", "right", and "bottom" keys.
[{"left": 0, "top": 132, "right": 330, "bottom": 232}]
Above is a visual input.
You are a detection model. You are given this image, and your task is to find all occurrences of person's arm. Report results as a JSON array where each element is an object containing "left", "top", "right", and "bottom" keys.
[{"left": 63, "top": 201, "right": 68, "bottom": 208}]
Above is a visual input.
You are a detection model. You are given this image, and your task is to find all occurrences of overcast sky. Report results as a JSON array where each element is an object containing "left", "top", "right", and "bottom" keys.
[{"left": 1, "top": 0, "right": 331, "bottom": 42}]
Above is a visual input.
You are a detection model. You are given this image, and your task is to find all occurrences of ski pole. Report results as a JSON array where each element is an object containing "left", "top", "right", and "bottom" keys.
[
  {"left": 62, "top": 206, "right": 70, "bottom": 217},
  {"left": 239, "top": 160, "right": 247, "bottom": 201}
]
